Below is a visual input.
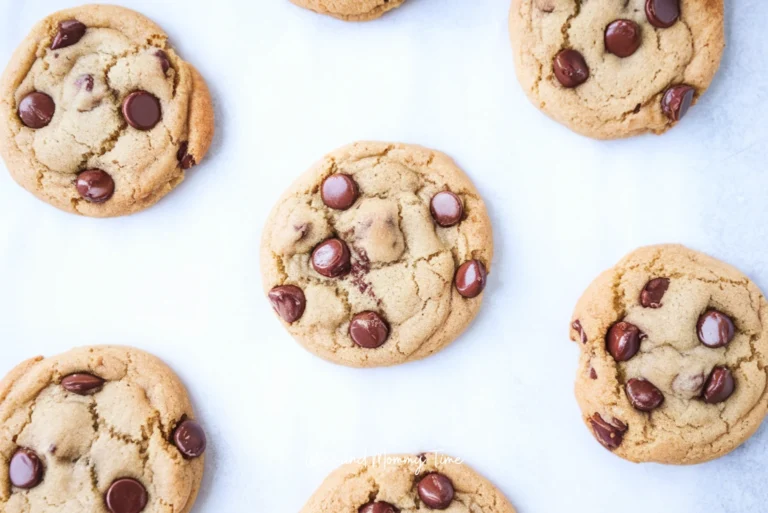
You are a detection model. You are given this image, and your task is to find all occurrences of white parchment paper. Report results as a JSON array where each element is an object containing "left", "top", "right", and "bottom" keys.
[{"left": 1, "top": 0, "right": 767, "bottom": 511}]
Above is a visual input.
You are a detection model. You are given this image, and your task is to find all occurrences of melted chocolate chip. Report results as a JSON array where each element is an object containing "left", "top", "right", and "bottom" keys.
[
  {"left": 155, "top": 50, "right": 171, "bottom": 75},
  {"left": 176, "top": 141, "right": 196, "bottom": 170},
  {"left": 697, "top": 310, "right": 735, "bottom": 348},
  {"left": 640, "top": 278, "right": 670, "bottom": 308},
  {"left": 455, "top": 260, "right": 487, "bottom": 298},
  {"left": 172, "top": 419, "right": 207, "bottom": 458},
  {"left": 349, "top": 311, "right": 389, "bottom": 349},
  {"left": 662, "top": 85, "right": 695, "bottom": 122},
  {"left": 430, "top": 191, "right": 463, "bottom": 227},
  {"left": 646, "top": 0, "right": 680, "bottom": 28},
  {"left": 572, "top": 320, "right": 587, "bottom": 344},
  {"left": 61, "top": 373, "right": 105, "bottom": 394},
  {"left": 9, "top": 448, "right": 43, "bottom": 489},
  {"left": 18, "top": 92, "right": 55, "bottom": 129},
  {"left": 606, "top": 321, "right": 645, "bottom": 362},
  {"left": 605, "top": 20, "right": 642, "bottom": 58},
  {"left": 311, "top": 239, "right": 352, "bottom": 278},
  {"left": 122, "top": 91, "right": 161, "bottom": 130},
  {"left": 75, "top": 74, "right": 94, "bottom": 92},
  {"left": 417, "top": 473, "right": 455, "bottom": 510},
  {"left": 703, "top": 367, "right": 735, "bottom": 404},
  {"left": 268, "top": 285, "right": 306, "bottom": 323},
  {"left": 359, "top": 502, "right": 399, "bottom": 513},
  {"left": 105, "top": 478, "right": 148, "bottom": 513},
  {"left": 76, "top": 169, "right": 115, "bottom": 203},
  {"left": 51, "top": 20, "right": 87, "bottom": 50},
  {"left": 553, "top": 49, "right": 589, "bottom": 88},
  {"left": 590, "top": 368, "right": 598, "bottom": 380},
  {"left": 322, "top": 174, "right": 359, "bottom": 210},
  {"left": 589, "top": 413, "right": 627, "bottom": 450},
  {"left": 625, "top": 378, "right": 664, "bottom": 412}
]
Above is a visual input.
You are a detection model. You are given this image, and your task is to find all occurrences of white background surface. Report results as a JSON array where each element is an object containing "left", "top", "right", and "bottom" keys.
[{"left": 1, "top": 0, "right": 767, "bottom": 511}]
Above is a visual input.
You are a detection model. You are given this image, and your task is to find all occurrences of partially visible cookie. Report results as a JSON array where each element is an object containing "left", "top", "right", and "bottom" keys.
[
  {"left": 509, "top": 0, "right": 725, "bottom": 139},
  {"left": 261, "top": 142, "right": 494, "bottom": 368},
  {"left": 0, "top": 4, "right": 215, "bottom": 217},
  {"left": 301, "top": 453, "right": 516, "bottom": 512},
  {"left": 570, "top": 245, "right": 768, "bottom": 464},
  {"left": 0, "top": 346, "right": 207, "bottom": 513},
  {"left": 290, "top": 0, "right": 406, "bottom": 21}
]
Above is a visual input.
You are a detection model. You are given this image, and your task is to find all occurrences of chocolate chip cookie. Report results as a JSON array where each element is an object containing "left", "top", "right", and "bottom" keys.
[
  {"left": 509, "top": 0, "right": 725, "bottom": 139},
  {"left": 571, "top": 245, "right": 768, "bottom": 464},
  {"left": 289, "top": 0, "right": 406, "bottom": 21},
  {"left": 261, "top": 142, "right": 494, "bottom": 368},
  {"left": 0, "top": 5, "right": 215, "bottom": 217},
  {"left": 0, "top": 346, "right": 207, "bottom": 512},
  {"left": 301, "top": 453, "right": 516, "bottom": 512}
]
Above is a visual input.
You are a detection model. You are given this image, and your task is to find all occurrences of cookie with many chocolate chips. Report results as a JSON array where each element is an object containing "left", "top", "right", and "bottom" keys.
[
  {"left": 0, "top": 5, "right": 214, "bottom": 217},
  {"left": 0, "top": 346, "right": 207, "bottom": 512},
  {"left": 289, "top": 0, "right": 406, "bottom": 21},
  {"left": 570, "top": 245, "right": 768, "bottom": 464},
  {"left": 300, "top": 453, "right": 516, "bottom": 513},
  {"left": 261, "top": 142, "right": 494, "bottom": 368},
  {"left": 509, "top": 0, "right": 724, "bottom": 139}
]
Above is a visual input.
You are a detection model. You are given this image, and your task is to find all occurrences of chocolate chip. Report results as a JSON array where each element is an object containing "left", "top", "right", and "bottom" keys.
[
  {"left": 155, "top": 50, "right": 171, "bottom": 75},
  {"left": 76, "top": 169, "right": 115, "bottom": 203},
  {"left": 417, "top": 472, "right": 455, "bottom": 510},
  {"left": 311, "top": 239, "right": 351, "bottom": 278},
  {"left": 572, "top": 320, "right": 587, "bottom": 344},
  {"left": 18, "top": 92, "right": 55, "bottom": 129},
  {"left": 268, "top": 285, "right": 306, "bottom": 323},
  {"left": 640, "top": 278, "right": 670, "bottom": 308},
  {"left": 105, "top": 478, "right": 148, "bottom": 513},
  {"left": 176, "top": 141, "right": 196, "bottom": 170},
  {"left": 9, "top": 448, "right": 43, "bottom": 489},
  {"left": 172, "top": 419, "right": 206, "bottom": 459},
  {"left": 645, "top": 0, "right": 680, "bottom": 28},
  {"left": 455, "top": 260, "right": 487, "bottom": 298},
  {"left": 697, "top": 310, "right": 735, "bottom": 348},
  {"left": 662, "top": 85, "right": 695, "bottom": 122},
  {"left": 625, "top": 378, "right": 664, "bottom": 412},
  {"left": 553, "top": 49, "right": 589, "bottom": 88},
  {"left": 430, "top": 191, "right": 464, "bottom": 227},
  {"left": 589, "top": 413, "right": 627, "bottom": 450},
  {"left": 359, "top": 502, "right": 400, "bottom": 513},
  {"left": 122, "top": 91, "right": 161, "bottom": 130},
  {"left": 61, "top": 373, "right": 105, "bottom": 394},
  {"left": 349, "top": 311, "right": 389, "bottom": 349},
  {"left": 703, "top": 367, "right": 735, "bottom": 404},
  {"left": 321, "top": 174, "right": 359, "bottom": 210},
  {"left": 590, "top": 368, "right": 598, "bottom": 380},
  {"left": 50, "top": 20, "right": 87, "bottom": 50},
  {"left": 605, "top": 20, "right": 642, "bottom": 58},
  {"left": 75, "top": 74, "right": 94, "bottom": 92},
  {"left": 672, "top": 372, "right": 705, "bottom": 398},
  {"left": 606, "top": 321, "right": 645, "bottom": 361}
]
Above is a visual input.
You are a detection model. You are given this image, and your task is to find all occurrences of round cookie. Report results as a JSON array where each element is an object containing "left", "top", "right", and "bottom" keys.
[
  {"left": 509, "top": 0, "right": 725, "bottom": 139},
  {"left": 289, "top": 0, "right": 406, "bottom": 21},
  {"left": 301, "top": 453, "right": 516, "bottom": 512},
  {"left": 0, "top": 346, "right": 207, "bottom": 512},
  {"left": 261, "top": 142, "right": 494, "bottom": 368},
  {"left": 0, "top": 5, "right": 215, "bottom": 217},
  {"left": 570, "top": 245, "right": 768, "bottom": 464}
]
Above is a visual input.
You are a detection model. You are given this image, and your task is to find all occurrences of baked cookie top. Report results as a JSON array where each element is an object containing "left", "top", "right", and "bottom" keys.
[
  {"left": 301, "top": 453, "right": 516, "bottom": 513},
  {"left": 0, "top": 4, "right": 214, "bottom": 217},
  {"left": 0, "top": 346, "right": 207, "bottom": 513},
  {"left": 509, "top": 0, "right": 725, "bottom": 139},
  {"left": 261, "top": 142, "right": 493, "bottom": 368},
  {"left": 570, "top": 245, "right": 768, "bottom": 464},
  {"left": 289, "top": 0, "right": 406, "bottom": 21}
]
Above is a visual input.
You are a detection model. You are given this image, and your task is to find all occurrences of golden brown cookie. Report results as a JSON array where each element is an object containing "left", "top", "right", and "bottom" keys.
[
  {"left": 261, "top": 142, "right": 494, "bottom": 368},
  {"left": 290, "top": 0, "right": 406, "bottom": 21},
  {"left": 509, "top": 0, "right": 725, "bottom": 139},
  {"left": 0, "top": 346, "right": 207, "bottom": 512},
  {"left": 0, "top": 4, "right": 215, "bottom": 217},
  {"left": 570, "top": 245, "right": 768, "bottom": 464},
  {"left": 301, "top": 453, "right": 516, "bottom": 512}
]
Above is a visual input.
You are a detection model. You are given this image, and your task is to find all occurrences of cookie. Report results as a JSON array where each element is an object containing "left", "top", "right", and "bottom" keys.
[
  {"left": 0, "top": 346, "right": 207, "bottom": 512},
  {"left": 301, "top": 453, "right": 516, "bottom": 512},
  {"left": 0, "top": 4, "right": 215, "bottom": 217},
  {"left": 509, "top": 0, "right": 724, "bottom": 139},
  {"left": 261, "top": 142, "right": 493, "bottom": 368},
  {"left": 289, "top": 0, "right": 406, "bottom": 21},
  {"left": 570, "top": 245, "right": 768, "bottom": 464}
]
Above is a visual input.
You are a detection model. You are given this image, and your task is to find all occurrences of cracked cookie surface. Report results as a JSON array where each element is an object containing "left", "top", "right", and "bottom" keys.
[
  {"left": 301, "top": 453, "right": 516, "bottom": 513},
  {"left": 0, "top": 345, "right": 206, "bottom": 513},
  {"left": 0, "top": 4, "right": 214, "bottom": 217},
  {"left": 570, "top": 245, "right": 768, "bottom": 464},
  {"left": 289, "top": 0, "right": 406, "bottom": 21},
  {"left": 261, "top": 142, "right": 494, "bottom": 368},
  {"left": 509, "top": 0, "right": 724, "bottom": 139}
]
